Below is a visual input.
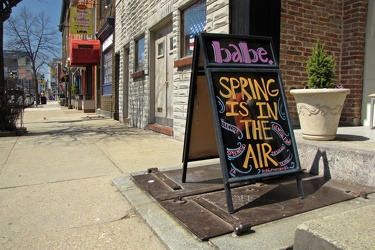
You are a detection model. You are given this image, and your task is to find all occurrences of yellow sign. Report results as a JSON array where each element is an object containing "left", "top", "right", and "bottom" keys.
[{"left": 69, "top": 5, "right": 94, "bottom": 35}]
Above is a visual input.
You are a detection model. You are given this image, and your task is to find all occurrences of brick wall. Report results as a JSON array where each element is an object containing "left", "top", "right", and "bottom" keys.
[
  {"left": 96, "top": 0, "right": 117, "bottom": 118},
  {"left": 340, "top": 0, "right": 368, "bottom": 124},
  {"left": 281, "top": 0, "right": 368, "bottom": 126}
]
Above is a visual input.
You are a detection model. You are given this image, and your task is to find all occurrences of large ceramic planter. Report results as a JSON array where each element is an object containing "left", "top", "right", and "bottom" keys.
[{"left": 290, "top": 88, "right": 350, "bottom": 141}]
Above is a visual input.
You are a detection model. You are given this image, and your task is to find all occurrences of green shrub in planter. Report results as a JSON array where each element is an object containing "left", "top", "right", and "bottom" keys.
[
  {"left": 71, "top": 83, "right": 79, "bottom": 95},
  {"left": 306, "top": 39, "right": 335, "bottom": 89}
]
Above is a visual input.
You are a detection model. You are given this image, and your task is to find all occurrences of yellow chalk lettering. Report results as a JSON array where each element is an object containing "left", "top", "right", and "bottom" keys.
[
  {"left": 240, "top": 119, "right": 252, "bottom": 139},
  {"left": 226, "top": 101, "right": 239, "bottom": 116},
  {"left": 243, "top": 144, "right": 258, "bottom": 169},
  {"left": 261, "top": 120, "right": 273, "bottom": 140},
  {"left": 254, "top": 78, "right": 269, "bottom": 101},
  {"left": 229, "top": 78, "right": 241, "bottom": 99},
  {"left": 243, "top": 143, "right": 279, "bottom": 169},
  {"left": 256, "top": 102, "right": 268, "bottom": 119},
  {"left": 239, "top": 101, "right": 249, "bottom": 116},
  {"left": 262, "top": 143, "right": 279, "bottom": 167},
  {"left": 239, "top": 77, "right": 252, "bottom": 100},
  {"left": 267, "top": 102, "right": 278, "bottom": 120},
  {"left": 219, "top": 77, "right": 232, "bottom": 98},
  {"left": 251, "top": 120, "right": 262, "bottom": 140},
  {"left": 267, "top": 79, "right": 279, "bottom": 97}
]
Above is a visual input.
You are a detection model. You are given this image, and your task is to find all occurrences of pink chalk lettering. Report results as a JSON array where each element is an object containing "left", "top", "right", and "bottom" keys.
[{"left": 212, "top": 40, "right": 272, "bottom": 65}]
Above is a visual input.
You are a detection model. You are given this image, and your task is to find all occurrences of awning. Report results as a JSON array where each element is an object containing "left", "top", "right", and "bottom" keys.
[
  {"left": 69, "top": 39, "right": 100, "bottom": 66},
  {"left": 96, "top": 17, "right": 114, "bottom": 41}
]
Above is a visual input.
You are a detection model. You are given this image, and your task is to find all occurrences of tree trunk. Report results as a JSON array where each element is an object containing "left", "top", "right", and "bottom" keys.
[
  {"left": 34, "top": 72, "right": 40, "bottom": 105},
  {"left": 0, "top": 20, "right": 5, "bottom": 95}
]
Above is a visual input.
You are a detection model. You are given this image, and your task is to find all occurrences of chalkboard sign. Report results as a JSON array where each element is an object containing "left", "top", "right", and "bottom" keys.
[{"left": 182, "top": 33, "right": 304, "bottom": 213}]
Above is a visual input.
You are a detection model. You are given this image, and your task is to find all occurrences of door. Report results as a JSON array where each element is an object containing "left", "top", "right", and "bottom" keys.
[
  {"left": 123, "top": 47, "right": 129, "bottom": 121},
  {"left": 361, "top": 1, "right": 375, "bottom": 126},
  {"left": 230, "top": 0, "right": 281, "bottom": 61},
  {"left": 154, "top": 26, "right": 174, "bottom": 127}
]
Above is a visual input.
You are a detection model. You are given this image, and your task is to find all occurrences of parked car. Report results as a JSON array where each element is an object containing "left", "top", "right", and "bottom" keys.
[
  {"left": 24, "top": 94, "right": 35, "bottom": 107},
  {"left": 6, "top": 89, "right": 24, "bottom": 106}
]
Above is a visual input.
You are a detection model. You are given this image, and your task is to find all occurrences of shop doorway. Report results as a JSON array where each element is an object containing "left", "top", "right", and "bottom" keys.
[
  {"left": 361, "top": 1, "right": 375, "bottom": 126},
  {"left": 153, "top": 24, "right": 174, "bottom": 128},
  {"left": 123, "top": 46, "right": 129, "bottom": 122},
  {"left": 230, "top": 0, "right": 281, "bottom": 61}
]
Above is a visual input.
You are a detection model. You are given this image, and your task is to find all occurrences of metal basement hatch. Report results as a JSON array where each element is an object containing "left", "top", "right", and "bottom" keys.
[{"left": 131, "top": 164, "right": 375, "bottom": 240}]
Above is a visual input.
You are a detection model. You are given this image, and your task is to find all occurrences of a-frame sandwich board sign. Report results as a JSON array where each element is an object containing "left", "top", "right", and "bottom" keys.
[{"left": 182, "top": 33, "right": 304, "bottom": 214}]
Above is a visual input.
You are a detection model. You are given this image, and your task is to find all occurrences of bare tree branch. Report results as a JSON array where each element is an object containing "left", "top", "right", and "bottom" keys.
[{"left": 4, "top": 6, "right": 60, "bottom": 104}]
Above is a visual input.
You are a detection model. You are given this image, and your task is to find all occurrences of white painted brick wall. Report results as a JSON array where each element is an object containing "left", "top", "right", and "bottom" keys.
[{"left": 115, "top": 0, "right": 229, "bottom": 140}]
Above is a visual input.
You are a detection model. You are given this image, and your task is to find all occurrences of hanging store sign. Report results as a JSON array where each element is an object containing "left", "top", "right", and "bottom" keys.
[{"left": 70, "top": 5, "right": 94, "bottom": 35}]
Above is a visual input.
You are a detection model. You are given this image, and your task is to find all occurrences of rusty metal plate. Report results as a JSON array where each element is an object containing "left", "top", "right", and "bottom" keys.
[
  {"left": 131, "top": 164, "right": 223, "bottom": 201},
  {"left": 194, "top": 177, "right": 367, "bottom": 225},
  {"left": 132, "top": 164, "right": 254, "bottom": 201},
  {"left": 160, "top": 198, "right": 234, "bottom": 240},
  {"left": 132, "top": 165, "right": 375, "bottom": 240}
]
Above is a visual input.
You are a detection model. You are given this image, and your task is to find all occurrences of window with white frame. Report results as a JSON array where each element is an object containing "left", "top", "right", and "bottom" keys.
[
  {"left": 135, "top": 36, "right": 145, "bottom": 72},
  {"left": 181, "top": 1, "right": 206, "bottom": 58},
  {"left": 103, "top": 47, "right": 113, "bottom": 95}
]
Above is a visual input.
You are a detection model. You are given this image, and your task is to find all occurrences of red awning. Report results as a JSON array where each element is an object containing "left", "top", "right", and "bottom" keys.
[{"left": 69, "top": 39, "right": 100, "bottom": 66}]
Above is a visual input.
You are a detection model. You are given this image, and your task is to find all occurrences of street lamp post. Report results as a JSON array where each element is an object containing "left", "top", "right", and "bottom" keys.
[
  {"left": 68, "top": 75, "right": 72, "bottom": 109},
  {"left": 62, "top": 67, "right": 72, "bottom": 109},
  {"left": 64, "top": 75, "right": 68, "bottom": 107}
]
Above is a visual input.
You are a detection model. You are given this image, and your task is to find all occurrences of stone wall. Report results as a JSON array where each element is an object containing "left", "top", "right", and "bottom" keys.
[
  {"left": 115, "top": 0, "right": 151, "bottom": 128},
  {"left": 115, "top": 0, "right": 229, "bottom": 139},
  {"left": 173, "top": 0, "right": 230, "bottom": 140}
]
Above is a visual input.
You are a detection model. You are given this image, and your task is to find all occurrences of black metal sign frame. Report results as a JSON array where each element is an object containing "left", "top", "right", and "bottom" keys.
[{"left": 182, "top": 33, "right": 304, "bottom": 213}]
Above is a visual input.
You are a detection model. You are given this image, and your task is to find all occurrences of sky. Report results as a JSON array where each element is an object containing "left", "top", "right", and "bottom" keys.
[
  {"left": 5, "top": 0, "right": 62, "bottom": 41},
  {"left": 5, "top": 0, "right": 63, "bottom": 78}
]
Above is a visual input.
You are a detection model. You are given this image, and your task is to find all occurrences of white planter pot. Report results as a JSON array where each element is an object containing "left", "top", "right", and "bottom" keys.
[{"left": 290, "top": 88, "right": 350, "bottom": 141}]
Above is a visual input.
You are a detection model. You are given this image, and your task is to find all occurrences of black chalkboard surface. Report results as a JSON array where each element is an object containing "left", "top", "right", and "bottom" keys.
[{"left": 182, "top": 33, "right": 304, "bottom": 213}]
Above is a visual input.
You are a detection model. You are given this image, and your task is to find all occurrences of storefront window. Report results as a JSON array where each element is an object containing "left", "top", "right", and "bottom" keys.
[
  {"left": 135, "top": 36, "right": 145, "bottom": 72},
  {"left": 103, "top": 48, "right": 112, "bottom": 95},
  {"left": 181, "top": 1, "right": 206, "bottom": 58}
]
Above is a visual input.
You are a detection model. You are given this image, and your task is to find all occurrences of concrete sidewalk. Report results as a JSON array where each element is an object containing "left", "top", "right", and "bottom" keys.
[
  {"left": 0, "top": 101, "right": 183, "bottom": 249},
  {"left": 1, "top": 101, "right": 375, "bottom": 249}
]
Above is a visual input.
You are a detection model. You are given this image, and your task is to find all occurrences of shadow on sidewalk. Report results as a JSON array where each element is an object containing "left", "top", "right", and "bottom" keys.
[{"left": 23, "top": 121, "right": 154, "bottom": 143}]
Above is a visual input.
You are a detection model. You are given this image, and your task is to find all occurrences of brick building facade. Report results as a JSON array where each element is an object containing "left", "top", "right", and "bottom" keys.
[
  {"left": 114, "top": 0, "right": 373, "bottom": 141},
  {"left": 281, "top": 0, "right": 368, "bottom": 125},
  {"left": 96, "top": 0, "right": 118, "bottom": 119}
]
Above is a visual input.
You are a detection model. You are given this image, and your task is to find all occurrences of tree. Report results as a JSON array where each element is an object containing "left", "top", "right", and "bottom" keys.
[
  {"left": 0, "top": 1, "right": 22, "bottom": 131},
  {"left": 306, "top": 39, "right": 335, "bottom": 89},
  {"left": 0, "top": 0, "right": 22, "bottom": 94},
  {"left": 5, "top": 6, "right": 60, "bottom": 104}
]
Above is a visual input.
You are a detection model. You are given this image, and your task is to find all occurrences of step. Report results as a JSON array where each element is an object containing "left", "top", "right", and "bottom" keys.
[
  {"left": 294, "top": 204, "right": 375, "bottom": 250},
  {"left": 295, "top": 137, "right": 375, "bottom": 188}
]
